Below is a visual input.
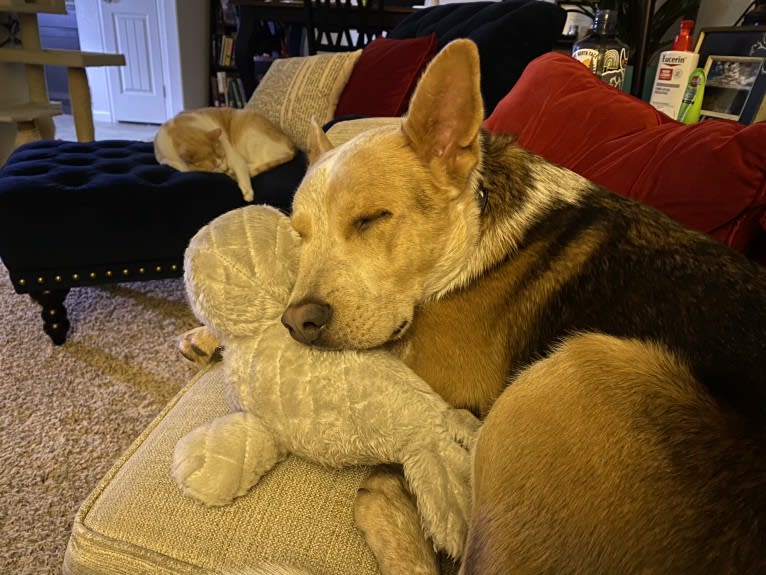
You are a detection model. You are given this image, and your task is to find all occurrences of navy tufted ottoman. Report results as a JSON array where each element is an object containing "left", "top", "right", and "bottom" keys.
[{"left": 0, "top": 139, "right": 306, "bottom": 344}]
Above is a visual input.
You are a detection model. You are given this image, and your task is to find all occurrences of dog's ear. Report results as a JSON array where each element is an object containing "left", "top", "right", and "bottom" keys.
[
  {"left": 402, "top": 39, "right": 483, "bottom": 190},
  {"left": 308, "top": 117, "right": 334, "bottom": 165}
]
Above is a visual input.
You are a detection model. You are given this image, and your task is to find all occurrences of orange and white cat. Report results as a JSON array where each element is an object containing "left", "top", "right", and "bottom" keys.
[{"left": 154, "top": 107, "right": 297, "bottom": 202}]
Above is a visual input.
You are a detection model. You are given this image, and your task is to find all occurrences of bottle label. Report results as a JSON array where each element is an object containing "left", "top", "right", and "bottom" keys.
[
  {"left": 572, "top": 48, "right": 601, "bottom": 73},
  {"left": 659, "top": 52, "right": 695, "bottom": 67},
  {"left": 573, "top": 47, "right": 627, "bottom": 89},
  {"left": 601, "top": 47, "right": 627, "bottom": 89}
]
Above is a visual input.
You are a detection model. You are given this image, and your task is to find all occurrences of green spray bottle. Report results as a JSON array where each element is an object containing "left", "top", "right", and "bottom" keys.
[{"left": 676, "top": 68, "right": 706, "bottom": 124}]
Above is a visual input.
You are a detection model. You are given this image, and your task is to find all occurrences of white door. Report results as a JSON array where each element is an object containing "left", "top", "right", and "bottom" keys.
[{"left": 100, "top": 0, "right": 167, "bottom": 123}]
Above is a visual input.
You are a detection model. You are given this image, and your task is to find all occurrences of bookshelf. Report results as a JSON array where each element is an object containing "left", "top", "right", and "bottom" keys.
[{"left": 210, "top": 0, "right": 247, "bottom": 108}]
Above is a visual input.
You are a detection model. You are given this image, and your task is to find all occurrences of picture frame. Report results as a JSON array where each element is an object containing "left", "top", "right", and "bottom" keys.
[{"left": 694, "top": 26, "right": 766, "bottom": 124}]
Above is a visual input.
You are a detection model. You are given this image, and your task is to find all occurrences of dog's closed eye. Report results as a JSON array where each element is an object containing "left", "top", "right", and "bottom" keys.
[{"left": 354, "top": 210, "right": 392, "bottom": 233}]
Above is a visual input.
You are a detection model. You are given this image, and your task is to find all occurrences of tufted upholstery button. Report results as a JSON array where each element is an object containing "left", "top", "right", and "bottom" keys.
[
  {"left": 101, "top": 162, "right": 133, "bottom": 175},
  {"left": 11, "top": 164, "right": 50, "bottom": 176},
  {"left": 100, "top": 150, "right": 133, "bottom": 160},
  {"left": 54, "top": 171, "right": 93, "bottom": 188},
  {"left": 61, "top": 156, "right": 93, "bottom": 167}
]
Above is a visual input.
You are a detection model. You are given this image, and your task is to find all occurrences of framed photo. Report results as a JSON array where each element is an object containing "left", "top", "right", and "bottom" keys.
[{"left": 695, "top": 26, "right": 766, "bottom": 124}]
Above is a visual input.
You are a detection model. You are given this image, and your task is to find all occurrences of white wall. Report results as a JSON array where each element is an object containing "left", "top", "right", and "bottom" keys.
[
  {"left": 162, "top": 0, "right": 210, "bottom": 114},
  {"left": 697, "top": 0, "right": 753, "bottom": 31},
  {"left": 74, "top": 0, "right": 112, "bottom": 122}
]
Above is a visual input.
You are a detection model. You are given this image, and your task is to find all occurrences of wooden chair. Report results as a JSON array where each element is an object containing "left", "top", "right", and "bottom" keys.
[{"left": 303, "top": 0, "right": 387, "bottom": 54}]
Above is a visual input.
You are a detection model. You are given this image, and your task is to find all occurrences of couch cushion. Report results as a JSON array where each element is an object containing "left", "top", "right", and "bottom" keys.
[
  {"left": 248, "top": 51, "right": 362, "bottom": 152},
  {"left": 484, "top": 52, "right": 766, "bottom": 261},
  {"left": 335, "top": 34, "right": 437, "bottom": 118},
  {"left": 325, "top": 116, "right": 402, "bottom": 146},
  {"left": 388, "top": 0, "right": 566, "bottom": 116}
]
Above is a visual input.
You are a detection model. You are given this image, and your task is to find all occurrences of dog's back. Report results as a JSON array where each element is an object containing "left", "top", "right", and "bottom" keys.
[
  {"left": 398, "top": 134, "right": 766, "bottom": 417},
  {"left": 450, "top": 136, "right": 766, "bottom": 574}
]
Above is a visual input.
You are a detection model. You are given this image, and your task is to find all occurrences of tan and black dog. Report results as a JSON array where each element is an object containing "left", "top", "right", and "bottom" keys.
[{"left": 277, "top": 38, "right": 766, "bottom": 574}]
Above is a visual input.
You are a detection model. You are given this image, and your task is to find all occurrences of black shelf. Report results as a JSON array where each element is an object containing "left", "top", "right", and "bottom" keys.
[{"left": 210, "top": 1, "right": 246, "bottom": 108}]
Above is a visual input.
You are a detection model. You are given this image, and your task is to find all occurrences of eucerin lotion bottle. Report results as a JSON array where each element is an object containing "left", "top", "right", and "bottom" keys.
[{"left": 649, "top": 19, "right": 699, "bottom": 120}]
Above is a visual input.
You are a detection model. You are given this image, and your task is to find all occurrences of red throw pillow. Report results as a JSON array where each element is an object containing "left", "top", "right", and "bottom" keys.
[
  {"left": 484, "top": 52, "right": 766, "bottom": 259},
  {"left": 334, "top": 34, "right": 437, "bottom": 118}
]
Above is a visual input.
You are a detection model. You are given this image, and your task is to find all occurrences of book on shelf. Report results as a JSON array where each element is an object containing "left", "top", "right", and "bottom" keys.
[
  {"left": 219, "top": 0, "right": 238, "bottom": 27},
  {"left": 211, "top": 71, "right": 247, "bottom": 108},
  {"left": 212, "top": 33, "right": 236, "bottom": 68}
]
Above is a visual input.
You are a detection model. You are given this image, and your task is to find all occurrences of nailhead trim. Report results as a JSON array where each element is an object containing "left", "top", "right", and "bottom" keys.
[{"left": 15, "top": 262, "right": 183, "bottom": 288}]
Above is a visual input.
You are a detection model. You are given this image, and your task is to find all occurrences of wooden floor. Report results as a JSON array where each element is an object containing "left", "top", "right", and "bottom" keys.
[{"left": 53, "top": 114, "right": 159, "bottom": 142}]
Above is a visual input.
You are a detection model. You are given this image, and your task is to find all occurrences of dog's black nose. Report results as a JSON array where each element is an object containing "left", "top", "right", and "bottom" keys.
[{"left": 281, "top": 300, "right": 332, "bottom": 345}]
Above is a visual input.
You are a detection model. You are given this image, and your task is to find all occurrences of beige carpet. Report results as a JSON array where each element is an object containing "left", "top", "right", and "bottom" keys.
[{"left": 0, "top": 262, "right": 199, "bottom": 574}]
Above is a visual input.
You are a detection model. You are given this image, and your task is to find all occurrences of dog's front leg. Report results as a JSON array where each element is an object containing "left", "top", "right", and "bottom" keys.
[{"left": 354, "top": 465, "right": 439, "bottom": 575}]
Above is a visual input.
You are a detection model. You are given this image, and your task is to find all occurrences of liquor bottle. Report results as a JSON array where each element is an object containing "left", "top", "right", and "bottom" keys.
[{"left": 572, "top": 9, "right": 630, "bottom": 90}]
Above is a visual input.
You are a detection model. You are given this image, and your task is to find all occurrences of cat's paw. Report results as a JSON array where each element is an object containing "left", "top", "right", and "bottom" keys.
[
  {"left": 177, "top": 326, "right": 222, "bottom": 367},
  {"left": 240, "top": 183, "right": 255, "bottom": 202}
]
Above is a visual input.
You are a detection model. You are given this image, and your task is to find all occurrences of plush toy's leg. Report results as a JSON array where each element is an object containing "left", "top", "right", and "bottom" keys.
[
  {"left": 402, "top": 437, "right": 474, "bottom": 561},
  {"left": 172, "top": 411, "right": 285, "bottom": 506}
]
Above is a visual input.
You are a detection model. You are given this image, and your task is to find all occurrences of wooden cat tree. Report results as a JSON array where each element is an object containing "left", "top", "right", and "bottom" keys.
[{"left": 0, "top": 0, "right": 125, "bottom": 145}]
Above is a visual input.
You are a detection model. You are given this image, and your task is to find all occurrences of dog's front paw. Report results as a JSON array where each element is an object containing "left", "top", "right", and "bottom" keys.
[{"left": 176, "top": 326, "right": 222, "bottom": 367}]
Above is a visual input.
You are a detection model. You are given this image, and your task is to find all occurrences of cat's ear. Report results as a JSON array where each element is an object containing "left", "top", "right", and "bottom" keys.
[
  {"left": 308, "top": 117, "right": 333, "bottom": 165},
  {"left": 206, "top": 128, "right": 223, "bottom": 141}
]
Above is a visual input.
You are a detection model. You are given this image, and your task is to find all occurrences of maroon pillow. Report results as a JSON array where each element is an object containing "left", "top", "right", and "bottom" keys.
[
  {"left": 334, "top": 34, "right": 437, "bottom": 118},
  {"left": 484, "top": 52, "right": 766, "bottom": 259}
]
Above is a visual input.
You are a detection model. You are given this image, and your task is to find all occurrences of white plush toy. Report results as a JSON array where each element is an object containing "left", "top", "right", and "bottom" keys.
[{"left": 173, "top": 204, "right": 480, "bottom": 559}]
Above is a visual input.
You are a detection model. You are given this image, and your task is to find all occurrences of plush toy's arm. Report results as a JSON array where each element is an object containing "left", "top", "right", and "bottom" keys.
[
  {"left": 401, "top": 409, "right": 478, "bottom": 560},
  {"left": 172, "top": 411, "right": 287, "bottom": 506}
]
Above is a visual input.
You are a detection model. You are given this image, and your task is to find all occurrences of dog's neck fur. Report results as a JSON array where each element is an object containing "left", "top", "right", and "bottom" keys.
[
  {"left": 447, "top": 131, "right": 591, "bottom": 297},
  {"left": 397, "top": 133, "right": 597, "bottom": 413}
]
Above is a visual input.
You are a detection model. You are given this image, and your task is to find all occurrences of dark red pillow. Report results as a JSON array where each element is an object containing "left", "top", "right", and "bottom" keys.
[
  {"left": 484, "top": 52, "right": 766, "bottom": 259},
  {"left": 334, "top": 34, "right": 437, "bottom": 118}
]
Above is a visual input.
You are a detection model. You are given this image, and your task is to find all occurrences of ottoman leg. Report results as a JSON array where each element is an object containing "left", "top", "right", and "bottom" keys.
[{"left": 29, "top": 289, "right": 71, "bottom": 345}]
